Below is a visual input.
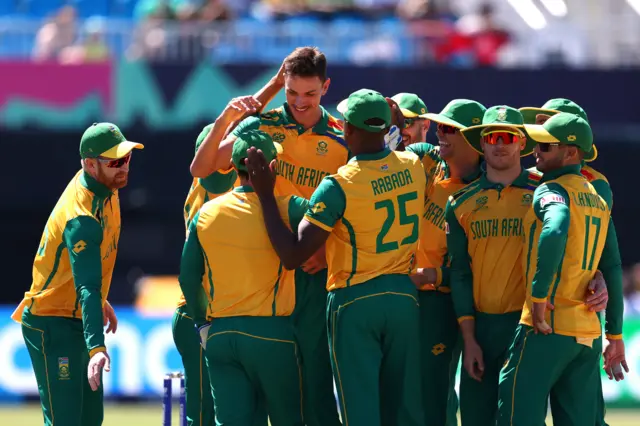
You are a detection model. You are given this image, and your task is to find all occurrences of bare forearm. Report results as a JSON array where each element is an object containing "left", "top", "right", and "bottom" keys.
[
  {"left": 191, "top": 115, "right": 234, "bottom": 177},
  {"left": 261, "top": 194, "right": 305, "bottom": 269},
  {"left": 253, "top": 77, "right": 283, "bottom": 112},
  {"left": 459, "top": 319, "right": 477, "bottom": 343}
]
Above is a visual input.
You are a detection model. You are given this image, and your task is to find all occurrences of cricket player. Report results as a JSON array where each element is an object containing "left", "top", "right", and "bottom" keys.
[
  {"left": 173, "top": 124, "right": 239, "bottom": 426},
  {"left": 390, "top": 92, "right": 431, "bottom": 148},
  {"left": 520, "top": 99, "right": 627, "bottom": 425},
  {"left": 11, "top": 122, "right": 143, "bottom": 426},
  {"left": 407, "top": 99, "right": 487, "bottom": 426},
  {"left": 179, "top": 129, "right": 304, "bottom": 426},
  {"left": 190, "top": 46, "right": 345, "bottom": 426},
  {"left": 246, "top": 89, "right": 426, "bottom": 426},
  {"left": 497, "top": 113, "right": 620, "bottom": 426},
  {"left": 174, "top": 69, "right": 286, "bottom": 425},
  {"left": 445, "top": 105, "right": 538, "bottom": 426}
]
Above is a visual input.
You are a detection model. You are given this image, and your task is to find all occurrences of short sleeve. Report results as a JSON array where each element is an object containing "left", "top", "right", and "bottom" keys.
[
  {"left": 288, "top": 195, "right": 310, "bottom": 231},
  {"left": 304, "top": 177, "right": 346, "bottom": 232}
]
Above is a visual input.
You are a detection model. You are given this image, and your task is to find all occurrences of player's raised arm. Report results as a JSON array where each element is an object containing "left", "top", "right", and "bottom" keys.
[
  {"left": 245, "top": 147, "right": 332, "bottom": 270},
  {"left": 190, "top": 65, "right": 285, "bottom": 177},
  {"left": 178, "top": 212, "right": 209, "bottom": 327}
]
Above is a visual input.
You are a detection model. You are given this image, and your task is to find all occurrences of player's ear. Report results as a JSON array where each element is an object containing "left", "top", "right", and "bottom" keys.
[{"left": 321, "top": 78, "right": 330, "bottom": 96}]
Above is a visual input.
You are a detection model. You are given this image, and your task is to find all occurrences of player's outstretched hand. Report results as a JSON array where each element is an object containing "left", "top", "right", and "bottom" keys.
[
  {"left": 222, "top": 96, "right": 262, "bottom": 123},
  {"left": 585, "top": 270, "right": 608, "bottom": 312},
  {"left": 245, "top": 147, "right": 276, "bottom": 199},
  {"left": 88, "top": 351, "right": 111, "bottom": 391},
  {"left": 604, "top": 339, "right": 629, "bottom": 381},
  {"left": 103, "top": 300, "right": 118, "bottom": 334},
  {"left": 463, "top": 339, "right": 485, "bottom": 382},
  {"left": 532, "top": 301, "right": 552, "bottom": 335}
]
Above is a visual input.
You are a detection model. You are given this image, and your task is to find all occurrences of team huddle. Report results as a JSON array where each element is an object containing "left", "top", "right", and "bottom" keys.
[{"left": 12, "top": 46, "right": 629, "bottom": 426}]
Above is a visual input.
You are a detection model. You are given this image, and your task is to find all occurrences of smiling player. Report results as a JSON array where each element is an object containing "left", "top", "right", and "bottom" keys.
[{"left": 190, "top": 46, "right": 345, "bottom": 426}]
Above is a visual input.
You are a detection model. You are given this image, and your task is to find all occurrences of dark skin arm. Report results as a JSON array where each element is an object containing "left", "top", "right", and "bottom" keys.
[{"left": 245, "top": 147, "right": 330, "bottom": 269}]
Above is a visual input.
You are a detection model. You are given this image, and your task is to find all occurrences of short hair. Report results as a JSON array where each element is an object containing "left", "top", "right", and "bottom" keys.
[{"left": 284, "top": 47, "right": 327, "bottom": 81}]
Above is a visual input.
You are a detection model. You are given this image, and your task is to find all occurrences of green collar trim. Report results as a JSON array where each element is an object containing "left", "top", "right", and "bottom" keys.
[
  {"left": 541, "top": 164, "right": 582, "bottom": 183},
  {"left": 348, "top": 147, "right": 391, "bottom": 163},
  {"left": 80, "top": 171, "right": 112, "bottom": 199},
  {"left": 479, "top": 167, "right": 531, "bottom": 189},
  {"left": 282, "top": 103, "right": 328, "bottom": 134},
  {"left": 233, "top": 185, "right": 255, "bottom": 193}
]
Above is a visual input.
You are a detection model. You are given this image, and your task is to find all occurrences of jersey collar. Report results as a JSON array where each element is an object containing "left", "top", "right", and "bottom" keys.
[
  {"left": 478, "top": 167, "right": 531, "bottom": 190},
  {"left": 282, "top": 103, "right": 328, "bottom": 135},
  {"left": 233, "top": 185, "right": 255, "bottom": 193},
  {"left": 348, "top": 147, "right": 391, "bottom": 163},
  {"left": 80, "top": 171, "right": 112, "bottom": 199},
  {"left": 541, "top": 164, "right": 582, "bottom": 183}
]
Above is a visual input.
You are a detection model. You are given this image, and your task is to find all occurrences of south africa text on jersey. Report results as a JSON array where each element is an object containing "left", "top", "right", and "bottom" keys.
[
  {"left": 276, "top": 159, "right": 330, "bottom": 189},
  {"left": 471, "top": 218, "right": 524, "bottom": 239}
]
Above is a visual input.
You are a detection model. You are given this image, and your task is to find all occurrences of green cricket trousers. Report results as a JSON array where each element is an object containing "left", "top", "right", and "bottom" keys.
[
  {"left": 21, "top": 306, "right": 104, "bottom": 426},
  {"left": 498, "top": 324, "right": 600, "bottom": 426},
  {"left": 204, "top": 315, "right": 303, "bottom": 426},
  {"left": 327, "top": 274, "right": 425, "bottom": 426},
  {"left": 172, "top": 305, "right": 216, "bottom": 426}
]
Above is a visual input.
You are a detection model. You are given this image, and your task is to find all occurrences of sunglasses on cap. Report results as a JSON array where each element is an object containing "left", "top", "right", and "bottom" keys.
[
  {"left": 481, "top": 129, "right": 522, "bottom": 145},
  {"left": 97, "top": 153, "right": 131, "bottom": 168},
  {"left": 437, "top": 123, "right": 457, "bottom": 134}
]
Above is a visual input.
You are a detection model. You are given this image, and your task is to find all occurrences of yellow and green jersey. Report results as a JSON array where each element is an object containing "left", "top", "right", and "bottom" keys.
[
  {"left": 12, "top": 170, "right": 120, "bottom": 356},
  {"left": 405, "top": 142, "right": 448, "bottom": 193},
  {"left": 183, "top": 169, "right": 239, "bottom": 228},
  {"left": 179, "top": 187, "right": 308, "bottom": 325},
  {"left": 178, "top": 169, "right": 238, "bottom": 308},
  {"left": 521, "top": 165, "right": 614, "bottom": 339},
  {"left": 445, "top": 168, "right": 541, "bottom": 322},
  {"left": 232, "top": 104, "right": 348, "bottom": 199},
  {"left": 304, "top": 148, "right": 426, "bottom": 291},
  {"left": 528, "top": 164, "right": 624, "bottom": 338}
]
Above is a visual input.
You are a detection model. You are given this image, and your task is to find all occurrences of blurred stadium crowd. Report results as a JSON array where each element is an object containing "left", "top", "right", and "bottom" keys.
[{"left": 1, "top": 0, "right": 639, "bottom": 66}]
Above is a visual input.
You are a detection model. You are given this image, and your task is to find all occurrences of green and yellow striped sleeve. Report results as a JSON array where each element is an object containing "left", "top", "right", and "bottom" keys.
[
  {"left": 179, "top": 212, "right": 209, "bottom": 327},
  {"left": 63, "top": 216, "right": 105, "bottom": 355},
  {"left": 304, "top": 177, "right": 346, "bottom": 232},
  {"left": 531, "top": 183, "right": 571, "bottom": 301},
  {"left": 445, "top": 198, "right": 474, "bottom": 322}
]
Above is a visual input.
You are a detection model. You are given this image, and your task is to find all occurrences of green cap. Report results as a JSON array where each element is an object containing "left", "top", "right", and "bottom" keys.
[
  {"left": 422, "top": 99, "right": 486, "bottom": 129},
  {"left": 390, "top": 93, "right": 428, "bottom": 118},
  {"left": 461, "top": 105, "right": 536, "bottom": 156},
  {"left": 519, "top": 98, "right": 596, "bottom": 161},
  {"left": 339, "top": 89, "right": 391, "bottom": 133},
  {"left": 231, "top": 130, "right": 281, "bottom": 172},
  {"left": 79, "top": 122, "right": 144, "bottom": 159},
  {"left": 524, "top": 112, "right": 593, "bottom": 153},
  {"left": 195, "top": 124, "right": 213, "bottom": 154}
]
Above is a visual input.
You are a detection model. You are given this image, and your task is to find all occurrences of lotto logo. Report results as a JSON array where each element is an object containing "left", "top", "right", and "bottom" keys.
[{"left": 72, "top": 241, "right": 87, "bottom": 254}]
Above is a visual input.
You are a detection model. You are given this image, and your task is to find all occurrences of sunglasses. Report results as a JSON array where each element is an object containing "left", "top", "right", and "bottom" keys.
[
  {"left": 97, "top": 154, "right": 131, "bottom": 168},
  {"left": 481, "top": 129, "right": 522, "bottom": 145},
  {"left": 437, "top": 123, "right": 457, "bottom": 134},
  {"left": 536, "top": 143, "right": 569, "bottom": 153}
]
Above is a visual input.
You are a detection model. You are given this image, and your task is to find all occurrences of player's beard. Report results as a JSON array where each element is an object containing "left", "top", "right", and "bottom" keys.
[
  {"left": 97, "top": 164, "right": 128, "bottom": 190},
  {"left": 536, "top": 152, "right": 564, "bottom": 174}
]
